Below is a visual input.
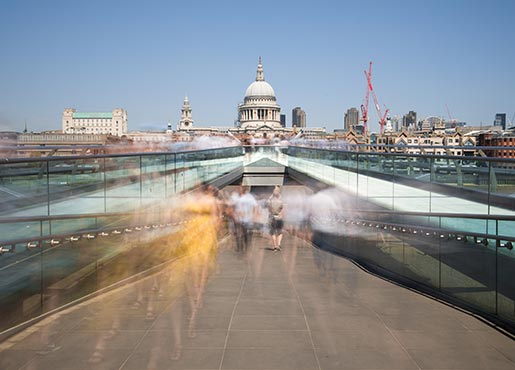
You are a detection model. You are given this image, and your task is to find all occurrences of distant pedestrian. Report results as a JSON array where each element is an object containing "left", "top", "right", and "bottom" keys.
[
  {"left": 283, "top": 186, "right": 310, "bottom": 238},
  {"left": 267, "top": 186, "right": 284, "bottom": 251},
  {"left": 233, "top": 186, "right": 258, "bottom": 253}
]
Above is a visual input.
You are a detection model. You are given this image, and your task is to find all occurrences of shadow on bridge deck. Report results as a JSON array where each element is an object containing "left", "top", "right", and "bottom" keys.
[{"left": 1, "top": 231, "right": 514, "bottom": 370}]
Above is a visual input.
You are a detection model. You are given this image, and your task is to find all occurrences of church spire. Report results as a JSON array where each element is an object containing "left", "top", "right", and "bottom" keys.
[
  {"left": 256, "top": 56, "right": 264, "bottom": 81},
  {"left": 178, "top": 95, "right": 193, "bottom": 130}
]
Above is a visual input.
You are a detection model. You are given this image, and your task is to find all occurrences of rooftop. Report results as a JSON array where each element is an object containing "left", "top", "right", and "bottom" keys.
[{"left": 72, "top": 112, "right": 113, "bottom": 119}]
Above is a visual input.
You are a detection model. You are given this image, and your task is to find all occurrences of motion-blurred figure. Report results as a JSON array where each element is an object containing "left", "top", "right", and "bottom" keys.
[
  {"left": 165, "top": 184, "right": 221, "bottom": 360},
  {"left": 266, "top": 186, "right": 284, "bottom": 251},
  {"left": 308, "top": 187, "right": 347, "bottom": 280},
  {"left": 282, "top": 186, "right": 312, "bottom": 240},
  {"left": 180, "top": 185, "right": 220, "bottom": 314},
  {"left": 233, "top": 186, "right": 257, "bottom": 254}
]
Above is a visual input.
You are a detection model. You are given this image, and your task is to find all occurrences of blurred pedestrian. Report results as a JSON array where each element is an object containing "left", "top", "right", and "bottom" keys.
[
  {"left": 267, "top": 186, "right": 284, "bottom": 251},
  {"left": 233, "top": 185, "right": 257, "bottom": 253}
]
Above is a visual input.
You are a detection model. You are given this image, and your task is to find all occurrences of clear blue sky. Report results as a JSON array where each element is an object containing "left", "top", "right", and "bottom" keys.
[{"left": 1, "top": 0, "right": 514, "bottom": 133}]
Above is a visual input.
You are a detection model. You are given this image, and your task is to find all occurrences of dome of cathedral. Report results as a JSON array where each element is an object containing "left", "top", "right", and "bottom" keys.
[
  {"left": 245, "top": 80, "right": 275, "bottom": 98},
  {"left": 243, "top": 57, "right": 276, "bottom": 100}
]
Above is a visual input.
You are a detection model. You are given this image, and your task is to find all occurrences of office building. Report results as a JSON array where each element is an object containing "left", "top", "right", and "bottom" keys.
[
  {"left": 62, "top": 108, "right": 127, "bottom": 136},
  {"left": 344, "top": 107, "right": 359, "bottom": 131},
  {"left": 292, "top": 107, "right": 306, "bottom": 128},
  {"left": 494, "top": 113, "right": 506, "bottom": 130},
  {"left": 402, "top": 111, "right": 417, "bottom": 129}
]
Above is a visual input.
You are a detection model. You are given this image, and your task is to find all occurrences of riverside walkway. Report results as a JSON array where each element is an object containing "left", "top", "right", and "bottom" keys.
[{"left": 1, "top": 230, "right": 514, "bottom": 370}]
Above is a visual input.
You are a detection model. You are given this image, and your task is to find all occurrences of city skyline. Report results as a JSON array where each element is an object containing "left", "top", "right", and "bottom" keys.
[{"left": 1, "top": 0, "right": 515, "bottom": 133}]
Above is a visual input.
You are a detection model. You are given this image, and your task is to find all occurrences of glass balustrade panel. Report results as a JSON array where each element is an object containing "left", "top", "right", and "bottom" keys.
[
  {"left": 104, "top": 156, "right": 141, "bottom": 213},
  {"left": 48, "top": 158, "right": 104, "bottom": 215}
]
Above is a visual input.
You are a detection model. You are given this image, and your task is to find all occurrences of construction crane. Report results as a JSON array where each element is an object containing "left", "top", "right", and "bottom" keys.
[
  {"left": 445, "top": 104, "right": 457, "bottom": 128},
  {"left": 359, "top": 64, "right": 371, "bottom": 136},
  {"left": 362, "top": 61, "right": 389, "bottom": 134}
]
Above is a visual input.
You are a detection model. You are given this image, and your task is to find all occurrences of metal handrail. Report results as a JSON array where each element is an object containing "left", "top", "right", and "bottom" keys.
[
  {"left": 0, "top": 211, "right": 162, "bottom": 224},
  {"left": 337, "top": 210, "right": 515, "bottom": 222},
  {"left": 0, "top": 221, "right": 177, "bottom": 251},
  {"left": 290, "top": 143, "right": 515, "bottom": 151},
  {"left": 0, "top": 144, "right": 243, "bottom": 164},
  {"left": 2, "top": 207, "right": 515, "bottom": 226},
  {"left": 337, "top": 217, "right": 515, "bottom": 244},
  {"left": 287, "top": 145, "right": 515, "bottom": 164}
]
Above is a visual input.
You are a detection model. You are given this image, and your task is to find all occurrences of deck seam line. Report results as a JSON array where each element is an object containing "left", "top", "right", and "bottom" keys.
[
  {"left": 218, "top": 249, "right": 248, "bottom": 370},
  {"left": 340, "top": 254, "right": 424, "bottom": 370},
  {"left": 284, "top": 240, "right": 323, "bottom": 370},
  {"left": 116, "top": 292, "right": 182, "bottom": 370}
]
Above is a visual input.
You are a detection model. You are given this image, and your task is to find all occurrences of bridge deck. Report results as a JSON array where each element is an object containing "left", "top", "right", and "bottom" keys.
[{"left": 1, "top": 232, "right": 514, "bottom": 369}]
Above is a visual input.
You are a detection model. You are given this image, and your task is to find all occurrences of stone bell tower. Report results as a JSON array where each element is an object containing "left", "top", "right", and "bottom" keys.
[{"left": 177, "top": 96, "right": 194, "bottom": 130}]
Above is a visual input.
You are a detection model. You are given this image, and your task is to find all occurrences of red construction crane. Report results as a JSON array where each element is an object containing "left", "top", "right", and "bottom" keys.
[
  {"left": 359, "top": 64, "right": 371, "bottom": 136},
  {"left": 364, "top": 61, "right": 389, "bottom": 134}
]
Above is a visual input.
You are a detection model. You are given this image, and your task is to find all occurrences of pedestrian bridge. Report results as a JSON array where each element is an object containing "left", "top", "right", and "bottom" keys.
[{"left": 0, "top": 145, "right": 515, "bottom": 369}]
